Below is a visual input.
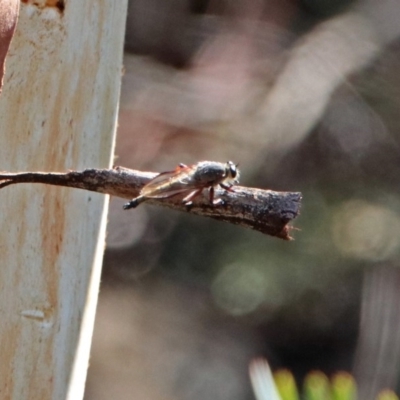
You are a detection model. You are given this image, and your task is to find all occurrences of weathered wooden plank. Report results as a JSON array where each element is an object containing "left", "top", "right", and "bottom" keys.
[{"left": 0, "top": 1, "right": 127, "bottom": 399}]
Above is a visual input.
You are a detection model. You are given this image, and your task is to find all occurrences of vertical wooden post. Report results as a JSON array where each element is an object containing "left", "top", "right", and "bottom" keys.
[{"left": 0, "top": 1, "right": 127, "bottom": 399}]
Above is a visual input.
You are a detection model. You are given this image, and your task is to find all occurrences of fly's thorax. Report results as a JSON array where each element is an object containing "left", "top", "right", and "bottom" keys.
[{"left": 192, "top": 161, "right": 227, "bottom": 185}]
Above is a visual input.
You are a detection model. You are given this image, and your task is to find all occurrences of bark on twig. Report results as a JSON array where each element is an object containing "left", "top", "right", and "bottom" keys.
[{"left": 0, "top": 166, "right": 301, "bottom": 239}]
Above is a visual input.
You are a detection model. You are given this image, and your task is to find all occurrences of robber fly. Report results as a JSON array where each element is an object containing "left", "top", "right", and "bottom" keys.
[{"left": 123, "top": 161, "right": 239, "bottom": 210}]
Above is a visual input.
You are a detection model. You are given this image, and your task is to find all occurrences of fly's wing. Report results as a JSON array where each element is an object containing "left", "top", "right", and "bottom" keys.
[{"left": 141, "top": 165, "right": 202, "bottom": 198}]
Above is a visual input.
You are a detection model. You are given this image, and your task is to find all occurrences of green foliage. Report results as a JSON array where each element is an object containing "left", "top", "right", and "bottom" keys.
[
  {"left": 287, "top": 371, "right": 396, "bottom": 400},
  {"left": 331, "top": 373, "right": 357, "bottom": 400},
  {"left": 377, "top": 390, "right": 399, "bottom": 400},
  {"left": 252, "top": 362, "right": 399, "bottom": 400},
  {"left": 303, "top": 371, "right": 332, "bottom": 400},
  {"left": 274, "top": 370, "right": 299, "bottom": 400}
]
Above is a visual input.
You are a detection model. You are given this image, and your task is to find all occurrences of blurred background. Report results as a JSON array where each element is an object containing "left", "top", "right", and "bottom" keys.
[{"left": 84, "top": 1, "right": 400, "bottom": 399}]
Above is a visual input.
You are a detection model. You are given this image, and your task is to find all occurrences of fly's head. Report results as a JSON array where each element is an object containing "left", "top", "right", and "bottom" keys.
[{"left": 224, "top": 161, "right": 240, "bottom": 185}]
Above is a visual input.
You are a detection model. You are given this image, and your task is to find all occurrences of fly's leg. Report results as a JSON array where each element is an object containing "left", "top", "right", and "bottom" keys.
[
  {"left": 182, "top": 189, "right": 203, "bottom": 208},
  {"left": 220, "top": 183, "right": 235, "bottom": 192},
  {"left": 211, "top": 183, "right": 236, "bottom": 206},
  {"left": 209, "top": 186, "right": 224, "bottom": 206},
  {"left": 123, "top": 195, "right": 145, "bottom": 210}
]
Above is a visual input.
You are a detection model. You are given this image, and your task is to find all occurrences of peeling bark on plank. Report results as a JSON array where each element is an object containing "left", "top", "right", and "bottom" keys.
[
  {"left": 0, "top": 167, "right": 302, "bottom": 239},
  {"left": 0, "top": 0, "right": 19, "bottom": 91}
]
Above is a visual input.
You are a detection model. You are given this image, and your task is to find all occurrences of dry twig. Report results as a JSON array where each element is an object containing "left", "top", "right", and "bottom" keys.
[{"left": 0, "top": 166, "right": 301, "bottom": 239}]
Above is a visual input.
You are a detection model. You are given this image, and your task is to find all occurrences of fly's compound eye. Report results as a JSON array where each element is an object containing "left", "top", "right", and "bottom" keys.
[{"left": 226, "top": 161, "right": 237, "bottom": 179}]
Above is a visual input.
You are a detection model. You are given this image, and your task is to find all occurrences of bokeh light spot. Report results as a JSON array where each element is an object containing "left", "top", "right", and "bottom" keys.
[
  {"left": 211, "top": 263, "right": 276, "bottom": 316},
  {"left": 211, "top": 262, "right": 284, "bottom": 316},
  {"left": 332, "top": 199, "right": 400, "bottom": 261}
]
